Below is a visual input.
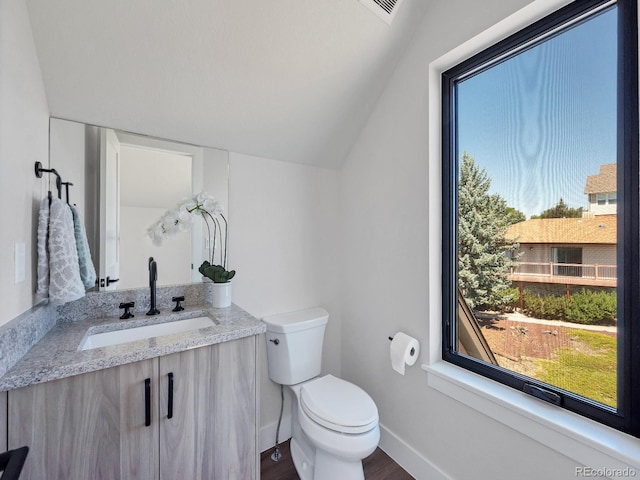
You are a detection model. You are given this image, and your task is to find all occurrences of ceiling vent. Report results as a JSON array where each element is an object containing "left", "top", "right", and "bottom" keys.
[{"left": 358, "top": 0, "right": 405, "bottom": 24}]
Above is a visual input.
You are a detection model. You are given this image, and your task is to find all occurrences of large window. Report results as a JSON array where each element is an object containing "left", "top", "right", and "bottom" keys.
[{"left": 442, "top": 0, "right": 639, "bottom": 435}]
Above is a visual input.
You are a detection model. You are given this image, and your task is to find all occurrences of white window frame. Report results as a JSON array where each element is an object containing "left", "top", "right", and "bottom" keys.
[{"left": 422, "top": 0, "right": 640, "bottom": 471}]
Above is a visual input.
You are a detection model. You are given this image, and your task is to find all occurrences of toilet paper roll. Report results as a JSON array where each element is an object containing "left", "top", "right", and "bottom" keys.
[{"left": 390, "top": 332, "right": 420, "bottom": 375}]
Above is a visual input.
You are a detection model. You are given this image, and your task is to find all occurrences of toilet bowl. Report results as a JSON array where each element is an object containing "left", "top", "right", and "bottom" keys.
[
  {"left": 289, "top": 376, "right": 380, "bottom": 480},
  {"left": 263, "top": 308, "right": 380, "bottom": 480}
]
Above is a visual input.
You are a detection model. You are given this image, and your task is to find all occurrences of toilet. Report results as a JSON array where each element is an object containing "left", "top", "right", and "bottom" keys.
[{"left": 263, "top": 307, "right": 379, "bottom": 480}]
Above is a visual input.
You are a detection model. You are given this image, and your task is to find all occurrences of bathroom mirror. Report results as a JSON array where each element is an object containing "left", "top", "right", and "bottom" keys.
[{"left": 49, "top": 117, "right": 229, "bottom": 291}]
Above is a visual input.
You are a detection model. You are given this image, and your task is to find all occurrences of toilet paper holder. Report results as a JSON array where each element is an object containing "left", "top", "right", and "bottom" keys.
[{"left": 388, "top": 336, "right": 415, "bottom": 356}]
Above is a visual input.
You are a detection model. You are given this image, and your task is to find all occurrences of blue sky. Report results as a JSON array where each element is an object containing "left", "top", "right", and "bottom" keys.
[{"left": 457, "top": 7, "right": 617, "bottom": 219}]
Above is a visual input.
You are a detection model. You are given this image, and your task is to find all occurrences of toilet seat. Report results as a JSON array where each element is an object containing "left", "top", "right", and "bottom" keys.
[{"left": 300, "top": 375, "right": 378, "bottom": 434}]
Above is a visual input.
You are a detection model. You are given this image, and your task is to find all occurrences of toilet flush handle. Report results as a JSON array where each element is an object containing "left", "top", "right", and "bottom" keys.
[{"left": 269, "top": 338, "right": 280, "bottom": 345}]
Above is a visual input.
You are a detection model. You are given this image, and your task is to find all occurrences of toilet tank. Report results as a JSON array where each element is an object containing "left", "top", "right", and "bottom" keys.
[{"left": 262, "top": 307, "right": 328, "bottom": 385}]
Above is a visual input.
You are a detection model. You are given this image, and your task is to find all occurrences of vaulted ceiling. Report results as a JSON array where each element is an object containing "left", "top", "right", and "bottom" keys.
[{"left": 26, "top": 0, "right": 429, "bottom": 168}]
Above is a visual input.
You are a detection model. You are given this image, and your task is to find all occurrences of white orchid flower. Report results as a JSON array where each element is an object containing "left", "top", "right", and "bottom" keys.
[
  {"left": 147, "top": 191, "right": 227, "bottom": 273},
  {"left": 151, "top": 234, "right": 163, "bottom": 246},
  {"left": 212, "top": 203, "right": 224, "bottom": 216},
  {"left": 196, "top": 192, "right": 209, "bottom": 204},
  {"left": 176, "top": 210, "right": 192, "bottom": 232},
  {"left": 176, "top": 200, "right": 192, "bottom": 212},
  {"left": 202, "top": 198, "right": 219, "bottom": 212}
]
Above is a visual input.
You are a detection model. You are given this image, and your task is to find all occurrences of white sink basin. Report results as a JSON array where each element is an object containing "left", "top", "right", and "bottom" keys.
[{"left": 79, "top": 316, "right": 215, "bottom": 351}]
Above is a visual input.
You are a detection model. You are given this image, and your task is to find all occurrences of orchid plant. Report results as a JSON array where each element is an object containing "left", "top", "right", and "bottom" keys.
[{"left": 146, "top": 191, "right": 235, "bottom": 283}]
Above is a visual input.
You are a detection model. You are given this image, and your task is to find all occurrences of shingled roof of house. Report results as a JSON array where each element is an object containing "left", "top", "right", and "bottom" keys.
[
  {"left": 584, "top": 163, "right": 616, "bottom": 194},
  {"left": 506, "top": 215, "right": 617, "bottom": 244}
]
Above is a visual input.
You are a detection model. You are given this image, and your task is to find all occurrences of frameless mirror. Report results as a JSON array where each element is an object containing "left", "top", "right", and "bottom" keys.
[{"left": 49, "top": 117, "right": 229, "bottom": 291}]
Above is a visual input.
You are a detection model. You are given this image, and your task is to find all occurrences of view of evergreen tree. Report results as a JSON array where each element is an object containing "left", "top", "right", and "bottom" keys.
[
  {"left": 530, "top": 197, "right": 583, "bottom": 219},
  {"left": 458, "top": 152, "right": 519, "bottom": 310},
  {"left": 504, "top": 206, "right": 526, "bottom": 225}
]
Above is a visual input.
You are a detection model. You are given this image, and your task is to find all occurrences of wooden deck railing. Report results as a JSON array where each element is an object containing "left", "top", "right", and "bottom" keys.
[{"left": 509, "top": 262, "right": 616, "bottom": 280}]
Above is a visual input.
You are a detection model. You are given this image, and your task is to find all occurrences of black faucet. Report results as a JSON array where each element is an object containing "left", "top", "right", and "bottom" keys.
[{"left": 147, "top": 257, "right": 160, "bottom": 315}]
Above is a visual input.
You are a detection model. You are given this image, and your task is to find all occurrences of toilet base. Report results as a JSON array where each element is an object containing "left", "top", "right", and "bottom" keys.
[
  {"left": 288, "top": 380, "right": 378, "bottom": 480},
  {"left": 314, "top": 449, "right": 365, "bottom": 480},
  {"left": 291, "top": 437, "right": 315, "bottom": 480},
  {"left": 290, "top": 436, "right": 366, "bottom": 480}
]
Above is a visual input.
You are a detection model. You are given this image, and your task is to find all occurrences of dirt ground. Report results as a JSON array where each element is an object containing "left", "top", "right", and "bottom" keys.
[{"left": 475, "top": 314, "right": 616, "bottom": 377}]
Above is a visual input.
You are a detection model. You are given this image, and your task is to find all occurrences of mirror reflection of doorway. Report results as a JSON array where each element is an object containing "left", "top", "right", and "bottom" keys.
[
  {"left": 99, "top": 129, "right": 121, "bottom": 291},
  {"left": 118, "top": 144, "right": 193, "bottom": 289}
]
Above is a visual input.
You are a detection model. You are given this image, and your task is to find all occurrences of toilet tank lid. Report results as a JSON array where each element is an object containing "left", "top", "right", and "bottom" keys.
[{"left": 262, "top": 307, "right": 329, "bottom": 333}]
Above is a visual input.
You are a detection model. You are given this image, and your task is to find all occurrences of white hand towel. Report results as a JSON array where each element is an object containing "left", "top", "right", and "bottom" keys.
[
  {"left": 48, "top": 198, "right": 85, "bottom": 304},
  {"left": 70, "top": 204, "right": 97, "bottom": 289},
  {"left": 36, "top": 197, "right": 50, "bottom": 298}
]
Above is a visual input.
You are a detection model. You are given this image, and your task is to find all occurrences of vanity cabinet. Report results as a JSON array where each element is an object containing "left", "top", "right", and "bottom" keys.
[
  {"left": 7, "top": 336, "right": 258, "bottom": 480},
  {"left": 159, "top": 336, "right": 258, "bottom": 479},
  {"left": 1, "top": 391, "right": 7, "bottom": 451},
  {"left": 8, "top": 358, "right": 158, "bottom": 479}
]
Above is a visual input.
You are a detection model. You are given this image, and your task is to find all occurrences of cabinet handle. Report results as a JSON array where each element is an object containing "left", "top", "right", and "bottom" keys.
[
  {"left": 167, "top": 372, "right": 174, "bottom": 419},
  {"left": 145, "top": 378, "right": 151, "bottom": 427}
]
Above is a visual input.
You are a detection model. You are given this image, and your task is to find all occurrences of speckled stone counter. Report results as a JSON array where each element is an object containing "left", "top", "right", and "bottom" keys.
[
  {"left": 0, "top": 303, "right": 265, "bottom": 392},
  {"left": 0, "top": 302, "right": 56, "bottom": 379}
]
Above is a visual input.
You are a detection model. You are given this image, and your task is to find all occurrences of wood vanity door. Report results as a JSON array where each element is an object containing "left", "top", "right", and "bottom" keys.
[
  {"left": 159, "top": 336, "right": 258, "bottom": 480},
  {"left": 8, "top": 359, "right": 159, "bottom": 480}
]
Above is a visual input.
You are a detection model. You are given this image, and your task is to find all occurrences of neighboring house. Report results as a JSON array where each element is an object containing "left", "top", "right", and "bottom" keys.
[
  {"left": 506, "top": 215, "right": 617, "bottom": 289},
  {"left": 506, "top": 163, "right": 617, "bottom": 293},
  {"left": 584, "top": 163, "right": 617, "bottom": 216}
]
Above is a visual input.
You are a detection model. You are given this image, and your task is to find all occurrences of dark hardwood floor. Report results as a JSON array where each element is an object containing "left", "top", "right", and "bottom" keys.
[{"left": 260, "top": 439, "right": 414, "bottom": 480}]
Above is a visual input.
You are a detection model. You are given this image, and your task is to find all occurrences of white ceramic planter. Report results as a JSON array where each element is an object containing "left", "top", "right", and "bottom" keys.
[{"left": 211, "top": 281, "right": 232, "bottom": 307}]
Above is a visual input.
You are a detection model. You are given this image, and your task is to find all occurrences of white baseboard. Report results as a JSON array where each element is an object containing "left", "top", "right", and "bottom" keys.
[
  {"left": 378, "top": 423, "right": 450, "bottom": 480},
  {"left": 260, "top": 415, "right": 292, "bottom": 453}
]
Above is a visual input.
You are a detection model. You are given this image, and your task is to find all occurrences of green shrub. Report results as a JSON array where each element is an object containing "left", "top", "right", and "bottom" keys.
[
  {"left": 493, "top": 287, "right": 520, "bottom": 312},
  {"left": 521, "top": 289, "right": 617, "bottom": 325},
  {"left": 478, "top": 287, "right": 520, "bottom": 312},
  {"left": 565, "top": 290, "right": 617, "bottom": 325},
  {"left": 522, "top": 291, "right": 567, "bottom": 320}
]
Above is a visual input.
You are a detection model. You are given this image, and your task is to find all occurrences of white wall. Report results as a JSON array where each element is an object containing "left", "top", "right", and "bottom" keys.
[
  {"left": 49, "top": 119, "right": 85, "bottom": 215},
  {"left": 119, "top": 146, "right": 193, "bottom": 209},
  {"left": 338, "top": 0, "right": 611, "bottom": 478},
  {"left": 584, "top": 245, "right": 616, "bottom": 268},
  {"left": 119, "top": 206, "right": 192, "bottom": 289},
  {"left": 227, "top": 152, "right": 341, "bottom": 451},
  {"left": 0, "top": 0, "right": 49, "bottom": 326}
]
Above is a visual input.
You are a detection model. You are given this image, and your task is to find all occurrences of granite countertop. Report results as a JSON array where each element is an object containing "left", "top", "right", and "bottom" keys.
[{"left": 0, "top": 303, "right": 265, "bottom": 392}]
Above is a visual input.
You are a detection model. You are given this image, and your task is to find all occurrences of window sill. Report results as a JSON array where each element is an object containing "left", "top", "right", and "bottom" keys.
[{"left": 422, "top": 361, "right": 640, "bottom": 470}]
